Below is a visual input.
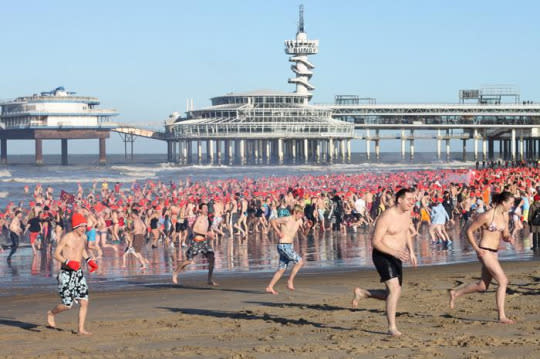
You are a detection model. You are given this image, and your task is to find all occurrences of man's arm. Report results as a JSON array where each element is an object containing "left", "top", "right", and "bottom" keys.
[
  {"left": 270, "top": 217, "right": 287, "bottom": 238},
  {"left": 53, "top": 235, "right": 68, "bottom": 263},
  {"left": 406, "top": 219, "right": 417, "bottom": 266}
]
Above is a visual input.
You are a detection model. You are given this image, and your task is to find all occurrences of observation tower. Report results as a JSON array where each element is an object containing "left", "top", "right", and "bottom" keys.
[{"left": 284, "top": 5, "right": 319, "bottom": 98}]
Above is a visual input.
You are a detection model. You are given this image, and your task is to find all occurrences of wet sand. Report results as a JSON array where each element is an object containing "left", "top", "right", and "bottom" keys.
[{"left": 1, "top": 260, "right": 539, "bottom": 358}]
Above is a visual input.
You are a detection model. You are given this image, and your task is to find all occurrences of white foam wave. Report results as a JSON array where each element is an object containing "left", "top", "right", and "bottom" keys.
[
  {"left": 0, "top": 191, "right": 8, "bottom": 198},
  {"left": 0, "top": 176, "right": 151, "bottom": 184},
  {"left": 0, "top": 169, "right": 11, "bottom": 177}
]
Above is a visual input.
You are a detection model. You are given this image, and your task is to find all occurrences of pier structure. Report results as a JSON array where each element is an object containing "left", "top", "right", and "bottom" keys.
[
  {"left": 162, "top": 6, "right": 539, "bottom": 165},
  {"left": 0, "top": 87, "right": 117, "bottom": 165},
  {"left": 331, "top": 93, "right": 540, "bottom": 162}
]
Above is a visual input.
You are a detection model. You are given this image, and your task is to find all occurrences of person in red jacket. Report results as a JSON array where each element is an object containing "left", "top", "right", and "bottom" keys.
[{"left": 46, "top": 213, "right": 98, "bottom": 335}]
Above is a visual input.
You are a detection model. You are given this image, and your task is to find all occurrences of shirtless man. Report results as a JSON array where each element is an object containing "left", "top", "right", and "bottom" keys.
[
  {"left": 351, "top": 188, "right": 417, "bottom": 337},
  {"left": 122, "top": 208, "right": 149, "bottom": 269},
  {"left": 265, "top": 205, "right": 305, "bottom": 295},
  {"left": 7, "top": 210, "right": 23, "bottom": 262},
  {"left": 211, "top": 199, "right": 225, "bottom": 238},
  {"left": 172, "top": 203, "right": 217, "bottom": 286},
  {"left": 46, "top": 213, "right": 98, "bottom": 335}
]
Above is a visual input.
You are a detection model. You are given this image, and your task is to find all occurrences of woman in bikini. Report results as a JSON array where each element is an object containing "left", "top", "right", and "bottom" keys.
[{"left": 448, "top": 191, "right": 515, "bottom": 324}]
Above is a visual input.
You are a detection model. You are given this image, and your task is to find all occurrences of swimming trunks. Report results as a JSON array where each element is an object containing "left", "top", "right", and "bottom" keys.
[
  {"left": 372, "top": 248, "right": 403, "bottom": 286},
  {"left": 277, "top": 243, "right": 302, "bottom": 270},
  {"left": 57, "top": 267, "right": 89, "bottom": 307},
  {"left": 185, "top": 239, "right": 214, "bottom": 260},
  {"left": 86, "top": 228, "right": 96, "bottom": 242},
  {"left": 132, "top": 234, "right": 145, "bottom": 253}
]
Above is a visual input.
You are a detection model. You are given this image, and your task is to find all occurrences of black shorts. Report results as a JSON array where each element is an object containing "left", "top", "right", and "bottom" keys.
[
  {"left": 372, "top": 248, "right": 402, "bottom": 286},
  {"left": 176, "top": 219, "right": 188, "bottom": 232}
]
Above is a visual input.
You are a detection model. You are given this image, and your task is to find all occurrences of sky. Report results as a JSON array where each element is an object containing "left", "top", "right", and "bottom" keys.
[{"left": 1, "top": 0, "right": 539, "bottom": 155}]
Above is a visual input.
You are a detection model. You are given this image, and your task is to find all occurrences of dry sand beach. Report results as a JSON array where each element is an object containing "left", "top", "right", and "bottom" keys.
[{"left": 1, "top": 260, "right": 539, "bottom": 359}]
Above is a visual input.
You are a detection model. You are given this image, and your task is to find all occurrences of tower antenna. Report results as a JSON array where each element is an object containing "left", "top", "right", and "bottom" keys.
[{"left": 298, "top": 4, "right": 304, "bottom": 33}]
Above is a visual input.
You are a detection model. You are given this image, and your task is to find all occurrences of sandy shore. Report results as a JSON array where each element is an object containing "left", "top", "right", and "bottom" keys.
[{"left": 1, "top": 259, "right": 539, "bottom": 359}]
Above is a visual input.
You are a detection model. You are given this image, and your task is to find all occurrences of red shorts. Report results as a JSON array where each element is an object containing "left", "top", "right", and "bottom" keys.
[{"left": 29, "top": 232, "right": 40, "bottom": 244}]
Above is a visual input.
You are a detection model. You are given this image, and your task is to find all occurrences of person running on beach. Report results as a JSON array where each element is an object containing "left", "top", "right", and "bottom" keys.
[
  {"left": 172, "top": 203, "right": 218, "bottom": 286},
  {"left": 122, "top": 208, "right": 149, "bottom": 269},
  {"left": 46, "top": 213, "right": 98, "bottom": 335},
  {"left": 448, "top": 191, "right": 515, "bottom": 324},
  {"left": 7, "top": 210, "right": 23, "bottom": 263},
  {"left": 265, "top": 204, "right": 305, "bottom": 295},
  {"left": 352, "top": 188, "right": 417, "bottom": 337}
]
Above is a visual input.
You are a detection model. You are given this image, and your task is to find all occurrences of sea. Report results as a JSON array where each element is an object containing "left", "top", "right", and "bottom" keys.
[{"left": 0, "top": 152, "right": 535, "bottom": 294}]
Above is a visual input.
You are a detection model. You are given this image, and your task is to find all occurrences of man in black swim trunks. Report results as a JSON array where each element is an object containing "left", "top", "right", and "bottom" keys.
[{"left": 351, "top": 188, "right": 417, "bottom": 337}]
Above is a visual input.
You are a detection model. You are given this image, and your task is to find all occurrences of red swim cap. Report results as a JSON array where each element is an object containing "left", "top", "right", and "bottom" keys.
[{"left": 71, "top": 212, "right": 87, "bottom": 229}]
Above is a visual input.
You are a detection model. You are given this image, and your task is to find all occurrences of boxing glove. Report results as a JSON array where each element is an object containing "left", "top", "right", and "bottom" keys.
[
  {"left": 86, "top": 258, "right": 98, "bottom": 273},
  {"left": 64, "top": 260, "right": 81, "bottom": 271}
]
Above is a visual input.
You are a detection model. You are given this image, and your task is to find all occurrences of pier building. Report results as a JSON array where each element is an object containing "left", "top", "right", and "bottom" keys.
[
  {"left": 0, "top": 87, "right": 118, "bottom": 165},
  {"left": 166, "top": 5, "right": 355, "bottom": 165}
]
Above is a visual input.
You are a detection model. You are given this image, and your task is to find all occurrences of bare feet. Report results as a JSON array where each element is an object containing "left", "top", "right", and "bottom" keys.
[
  {"left": 352, "top": 287, "right": 369, "bottom": 308},
  {"left": 499, "top": 317, "right": 515, "bottom": 324},
  {"left": 47, "top": 310, "right": 56, "bottom": 328},
  {"left": 172, "top": 272, "right": 178, "bottom": 284},
  {"left": 388, "top": 328, "right": 402, "bottom": 337},
  {"left": 77, "top": 329, "right": 92, "bottom": 336},
  {"left": 448, "top": 289, "right": 456, "bottom": 309},
  {"left": 208, "top": 280, "right": 219, "bottom": 287},
  {"left": 287, "top": 282, "right": 295, "bottom": 291},
  {"left": 265, "top": 286, "right": 278, "bottom": 295}
]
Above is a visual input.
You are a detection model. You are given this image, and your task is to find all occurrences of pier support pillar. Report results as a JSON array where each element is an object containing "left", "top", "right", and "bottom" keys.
[
  {"left": 240, "top": 139, "right": 246, "bottom": 165},
  {"left": 304, "top": 139, "right": 309, "bottom": 163},
  {"left": 511, "top": 129, "right": 516, "bottom": 162},
  {"left": 347, "top": 139, "right": 351, "bottom": 162},
  {"left": 0, "top": 138, "right": 6, "bottom": 165},
  {"left": 207, "top": 140, "right": 214, "bottom": 164},
  {"left": 446, "top": 129, "right": 451, "bottom": 160},
  {"left": 278, "top": 139, "right": 283, "bottom": 164},
  {"left": 216, "top": 140, "right": 222, "bottom": 164},
  {"left": 255, "top": 140, "right": 261, "bottom": 164},
  {"left": 328, "top": 138, "right": 333, "bottom": 162},
  {"left": 316, "top": 141, "right": 321, "bottom": 163},
  {"left": 519, "top": 134, "right": 524, "bottom": 161},
  {"left": 482, "top": 133, "right": 488, "bottom": 161},
  {"left": 35, "top": 139, "right": 43, "bottom": 165},
  {"left": 409, "top": 130, "right": 415, "bottom": 160},
  {"left": 61, "top": 139, "right": 69, "bottom": 166},
  {"left": 187, "top": 141, "right": 193, "bottom": 165},
  {"left": 473, "top": 129, "right": 478, "bottom": 161},
  {"left": 437, "top": 130, "right": 441, "bottom": 160},
  {"left": 167, "top": 141, "right": 174, "bottom": 163},
  {"left": 98, "top": 138, "right": 106, "bottom": 165},
  {"left": 400, "top": 129, "right": 406, "bottom": 159},
  {"left": 266, "top": 140, "right": 271, "bottom": 164},
  {"left": 366, "top": 129, "right": 371, "bottom": 160},
  {"left": 462, "top": 139, "right": 467, "bottom": 162},
  {"left": 375, "top": 130, "right": 380, "bottom": 160},
  {"left": 340, "top": 140, "right": 346, "bottom": 162}
]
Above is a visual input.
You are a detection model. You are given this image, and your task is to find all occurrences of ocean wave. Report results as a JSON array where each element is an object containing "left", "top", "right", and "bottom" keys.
[
  {"left": 0, "top": 169, "right": 12, "bottom": 177},
  {"left": 0, "top": 176, "right": 145, "bottom": 184},
  {"left": 0, "top": 191, "right": 8, "bottom": 198}
]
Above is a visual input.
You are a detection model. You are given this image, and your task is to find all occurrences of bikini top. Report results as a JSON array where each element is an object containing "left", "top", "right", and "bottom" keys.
[{"left": 485, "top": 210, "right": 505, "bottom": 232}]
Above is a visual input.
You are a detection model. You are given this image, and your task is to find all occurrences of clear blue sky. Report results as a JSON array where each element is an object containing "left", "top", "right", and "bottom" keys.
[{"left": 2, "top": 0, "right": 539, "bottom": 154}]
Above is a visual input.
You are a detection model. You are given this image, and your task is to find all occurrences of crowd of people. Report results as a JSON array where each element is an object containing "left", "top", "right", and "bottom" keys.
[{"left": 1, "top": 165, "right": 539, "bottom": 335}]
